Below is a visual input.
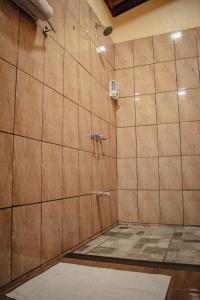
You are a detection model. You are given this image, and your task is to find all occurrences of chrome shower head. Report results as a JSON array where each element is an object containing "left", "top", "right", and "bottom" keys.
[{"left": 95, "top": 22, "right": 113, "bottom": 36}]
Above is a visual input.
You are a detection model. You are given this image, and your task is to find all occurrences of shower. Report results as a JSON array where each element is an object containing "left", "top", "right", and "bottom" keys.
[{"left": 95, "top": 22, "right": 113, "bottom": 36}]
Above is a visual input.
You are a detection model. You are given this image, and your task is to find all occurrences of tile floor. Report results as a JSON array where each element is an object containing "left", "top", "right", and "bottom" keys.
[{"left": 73, "top": 224, "right": 200, "bottom": 265}]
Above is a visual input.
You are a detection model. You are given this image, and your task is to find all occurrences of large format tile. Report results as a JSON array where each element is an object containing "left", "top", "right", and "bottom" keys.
[
  {"left": 183, "top": 191, "right": 200, "bottom": 226},
  {"left": 64, "top": 52, "right": 79, "bottom": 103},
  {"left": 156, "top": 91, "right": 179, "bottom": 124},
  {"left": 65, "top": 11, "right": 80, "bottom": 61},
  {"left": 42, "top": 86, "right": 63, "bottom": 145},
  {"left": 79, "top": 65, "right": 91, "bottom": 111},
  {"left": 79, "top": 195, "right": 92, "bottom": 242},
  {"left": 63, "top": 147, "right": 79, "bottom": 198},
  {"left": 138, "top": 190, "right": 160, "bottom": 224},
  {"left": 179, "top": 88, "right": 200, "bottom": 122},
  {"left": 116, "top": 97, "right": 135, "bottom": 127},
  {"left": 135, "top": 94, "right": 156, "bottom": 126},
  {"left": 155, "top": 61, "right": 177, "bottom": 92},
  {"left": 48, "top": 0, "right": 65, "bottom": 47},
  {"left": 182, "top": 155, "right": 200, "bottom": 189},
  {"left": 176, "top": 58, "right": 199, "bottom": 90},
  {"left": 0, "top": 132, "right": 13, "bottom": 209},
  {"left": 117, "top": 127, "right": 136, "bottom": 158},
  {"left": 116, "top": 68, "right": 134, "bottom": 97},
  {"left": 115, "top": 41, "right": 133, "bottom": 69},
  {"left": 158, "top": 123, "right": 180, "bottom": 156},
  {"left": 12, "top": 204, "right": 41, "bottom": 279},
  {"left": 63, "top": 98, "right": 79, "bottom": 148},
  {"left": 133, "top": 37, "right": 153, "bottom": 66},
  {"left": 18, "top": 13, "right": 45, "bottom": 82},
  {"left": 42, "top": 200, "right": 62, "bottom": 263},
  {"left": 134, "top": 64, "right": 155, "bottom": 95},
  {"left": 159, "top": 157, "right": 182, "bottom": 190},
  {"left": 15, "top": 70, "right": 43, "bottom": 140},
  {"left": 42, "top": 143, "right": 62, "bottom": 201},
  {"left": 79, "top": 107, "right": 92, "bottom": 152},
  {"left": 180, "top": 121, "right": 200, "bottom": 155},
  {"left": 118, "top": 190, "right": 138, "bottom": 223},
  {"left": 160, "top": 191, "right": 183, "bottom": 225},
  {"left": 136, "top": 125, "right": 158, "bottom": 157},
  {"left": 117, "top": 158, "right": 137, "bottom": 189},
  {"left": 44, "top": 37, "right": 64, "bottom": 94},
  {"left": 0, "top": 58, "right": 16, "bottom": 133},
  {"left": 0, "top": 208, "right": 11, "bottom": 286},
  {"left": 79, "top": 150, "right": 92, "bottom": 194},
  {"left": 174, "top": 29, "right": 197, "bottom": 59},
  {"left": 153, "top": 32, "right": 175, "bottom": 63},
  {"left": 0, "top": 0, "right": 20, "bottom": 65},
  {"left": 137, "top": 157, "right": 159, "bottom": 190},
  {"left": 79, "top": 27, "right": 91, "bottom": 73},
  {"left": 13, "top": 136, "right": 41, "bottom": 205},
  {"left": 63, "top": 197, "right": 80, "bottom": 251}
]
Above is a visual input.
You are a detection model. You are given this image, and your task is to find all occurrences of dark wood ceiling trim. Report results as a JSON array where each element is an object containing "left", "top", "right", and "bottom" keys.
[{"left": 104, "top": 0, "right": 149, "bottom": 17}]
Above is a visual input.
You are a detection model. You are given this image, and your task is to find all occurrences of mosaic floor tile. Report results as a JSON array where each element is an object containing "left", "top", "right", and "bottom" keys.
[{"left": 73, "top": 224, "right": 200, "bottom": 265}]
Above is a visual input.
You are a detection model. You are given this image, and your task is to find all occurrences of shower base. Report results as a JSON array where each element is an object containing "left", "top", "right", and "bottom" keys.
[{"left": 70, "top": 224, "right": 200, "bottom": 266}]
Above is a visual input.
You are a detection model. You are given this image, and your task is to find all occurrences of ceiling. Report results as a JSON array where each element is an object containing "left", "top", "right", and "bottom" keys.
[{"left": 104, "top": 0, "right": 149, "bottom": 17}]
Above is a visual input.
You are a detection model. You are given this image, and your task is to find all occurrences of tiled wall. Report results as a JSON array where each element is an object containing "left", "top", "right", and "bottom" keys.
[
  {"left": 116, "top": 28, "right": 200, "bottom": 226},
  {"left": 0, "top": 0, "right": 117, "bottom": 288}
]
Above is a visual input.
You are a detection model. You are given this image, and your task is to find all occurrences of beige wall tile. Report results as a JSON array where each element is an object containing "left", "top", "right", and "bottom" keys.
[
  {"left": 179, "top": 88, "right": 200, "bottom": 122},
  {"left": 79, "top": 195, "right": 92, "bottom": 242},
  {"left": 15, "top": 70, "right": 43, "bottom": 140},
  {"left": 42, "top": 143, "right": 62, "bottom": 201},
  {"left": 182, "top": 155, "right": 200, "bottom": 189},
  {"left": 160, "top": 191, "right": 183, "bottom": 225},
  {"left": 68, "top": 0, "right": 80, "bottom": 21},
  {"left": 18, "top": 14, "right": 44, "bottom": 82},
  {"left": 0, "top": 58, "right": 16, "bottom": 133},
  {"left": 118, "top": 158, "right": 137, "bottom": 189},
  {"left": 80, "top": 0, "right": 91, "bottom": 35},
  {"left": 184, "top": 191, "right": 200, "bottom": 225},
  {"left": 135, "top": 94, "right": 156, "bottom": 125},
  {"left": 0, "top": 0, "right": 20, "bottom": 65},
  {"left": 138, "top": 191, "right": 160, "bottom": 224},
  {"left": 65, "top": 11, "right": 79, "bottom": 61},
  {"left": 48, "top": 0, "right": 65, "bottom": 47},
  {"left": 116, "top": 68, "right": 134, "bottom": 97},
  {"left": 156, "top": 91, "right": 179, "bottom": 124},
  {"left": 116, "top": 97, "right": 135, "bottom": 127},
  {"left": 63, "top": 147, "right": 79, "bottom": 198},
  {"left": 0, "top": 133, "right": 13, "bottom": 209},
  {"left": 118, "top": 190, "right": 138, "bottom": 223},
  {"left": 134, "top": 64, "right": 155, "bottom": 95},
  {"left": 153, "top": 32, "right": 175, "bottom": 63},
  {"left": 158, "top": 123, "right": 180, "bottom": 156},
  {"left": 92, "top": 195, "right": 103, "bottom": 234},
  {"left": 181, "top": 121, "right": 200, "bottom": 155},
  {"left": 64, "top": 52, "right": 79, "bottom": 103},
  {"left": 63, "top": 197, "right": 79, "bottom": 251},
  {"left": 13, "top": 136, "right": 41, "bottom": 205},
  {"left": 44, "top": 37, "right": 64, "bottom": 94},
  {"left": 79, "top": 107, "right": 92, "bottom": 152},
  {"left": 79, "top": 65, "right": 91, "bottom": 111},
  {"left": 110, "top": 190, "right": 118, "bottom": 224},
  {"left": 79, "top": 150, "right": 92, "bottom": 194},
  {"left": 136, "top": 125, "right": 158, "bottom": 157},
  {"left": 196, "top": 27, "right": 200, "bottom": 56},
  {"left": 117, "top": 127, "right": 136, "bottom": 158},
  {"left": 101, "top": 120, "right": 110, "bottom": 156},
  {"left": 110, "top": 125, "right": 117, "bottom": 158},
  {"left": 137, "top": 157, "right": 159, "bottom": 190},
  {"left": 41, "top": 201, "right": 62, "bottom": 263},
  {"left": 115, "top": 41, "right": 133, "bottom": 69},
  {"left": 0, "top": 209, "right": 11, "bottom": 286},
  {"left": 92, "top": 155, "right": 103, "bottom": 191},
  {"left": 43, "top": 86, "right": 63, "bottom": 145},
  {"left": 133, "top": 37, "right": 153, "bottom": 66},
  {"left": 155, "top": 61, "right": 177, "bottom": 92},
  {"left": 79, "top": 28, "right": 91, "bottom": 73},
  {"left": 63, "top": 98, "right": 79, "bottom": 148},
  {"left": 12, "top": 204, "right": 41, "bottom": 279},
  {"left": 174, "top": 29, "right": 197, "bottom": 59},
  {"left": 176, "top": 58, "right": 199, "bottom": 90},
  {"left": 159, "top": 157, "right": 182, "bottom": 189}
]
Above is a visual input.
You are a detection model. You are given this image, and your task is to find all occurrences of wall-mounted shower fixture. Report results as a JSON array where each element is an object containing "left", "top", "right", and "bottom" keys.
[
  {"left": 95, "top": 191, "right": 110, "bottom": 198},
  {"left": 95, "top": 22, "right": 113, "bottom": 36},
  {"left": 91, "top": 133, "right": 107, "bottom": 142}
]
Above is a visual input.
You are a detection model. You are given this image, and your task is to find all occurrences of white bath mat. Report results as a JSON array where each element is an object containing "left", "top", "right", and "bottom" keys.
[{"left": 8, "top": 263, "right": 171, "bottom": 300}]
